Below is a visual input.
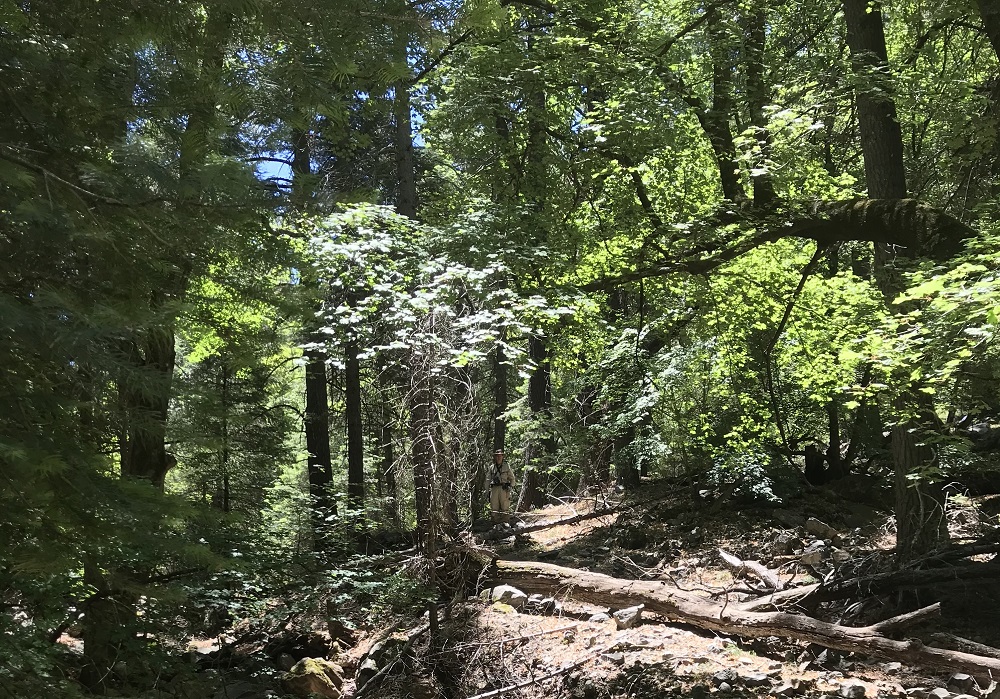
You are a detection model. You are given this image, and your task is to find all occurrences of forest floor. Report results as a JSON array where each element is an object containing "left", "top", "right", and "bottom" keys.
[
  {"left": 164, "top": 476, "right": 1000, "bottom": 699},
  {"left": 340, "top": 476, "right": 1000, "bottom": 699}
]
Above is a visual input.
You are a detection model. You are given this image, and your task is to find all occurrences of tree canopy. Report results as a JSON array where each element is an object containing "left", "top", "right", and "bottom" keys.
[{"left": 1, "top": 0, "right": 999, "bottom": 695}]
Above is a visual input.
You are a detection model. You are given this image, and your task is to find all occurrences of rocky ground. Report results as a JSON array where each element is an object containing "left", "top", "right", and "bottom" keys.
[
  {"left": 338, "top": 476, "right": 1000, "bottom": 699},
  {"left": 161, "top": 475, "right": 1000, "bottom": 699}
]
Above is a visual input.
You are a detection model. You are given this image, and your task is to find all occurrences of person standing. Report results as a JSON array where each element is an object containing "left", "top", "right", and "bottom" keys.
[{"left": 489, "top": 450, "right": 515, "bottom": 524}]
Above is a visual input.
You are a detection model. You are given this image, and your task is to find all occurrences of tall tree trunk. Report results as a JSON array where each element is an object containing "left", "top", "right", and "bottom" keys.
[
  {"left": 214, "top": 362, "right": 231, "bottom": 512},
  {"left": 975, "top": 0, "right": 1000, "bottom": 64},
  {"left": 120, "top": 326, "right": 177, "bottom": 487},
  {"left": 345, "top": 338, "right": 364, "bottom": 510},
  {"left": 843, "top": 0, "right": 948, "bottom": 562},
  {"left": 393, "top": 82, "right": 418, "bottom": 220},
  {"left": 744, "top": 6, "right": 776, "bottom": 207},
  {"left": 80, "top": 13, "right": 229, "bottom": 691},
  {"left": 392, "top": 34, "right": 436, "bottom": 547},
  {"left": 475, "top": 338, "right": 508, "bottom": 521},
  {"left": 381, "top": 418, "right": 399, "bottom": 526},
  {"left": 706, "top": 9, "right": 746, "bottom": 202},
  {"left": 517, "top": 333, "right": 553, "bottom": 511},
  {"left": 410, "top": 367, "right": 435, "bottom": 549},
  {"left": 293, "top": 128, "right": 335, "bottom": 544},
  {"left": 304, "top": 348, "right": 334, "bottom": 541}
]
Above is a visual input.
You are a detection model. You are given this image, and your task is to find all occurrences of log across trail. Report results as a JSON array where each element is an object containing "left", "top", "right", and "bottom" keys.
[{"left": 489, "top": 558, "right": 1000, "bottom": 676}]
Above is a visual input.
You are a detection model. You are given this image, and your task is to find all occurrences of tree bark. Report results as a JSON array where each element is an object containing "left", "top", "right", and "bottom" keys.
[
  {"left": 82, "top": 9, "right": 228, "bottom": 684},
  {"left": 705, "top": 8, "right": 746, "bottom": 202},
  {"left": 473, "top": 337, "right": 509, "bottom": 522},
  {"left": 517, "top": 333, "right": 554, "bottom": 511},
  {"left": 293, "top": 127, "right": 335, "bottom": 544},
  {"left": 304, "top": 348, "right": 334, "bottom": 540},
  {"left": 490, "top": 559, "right": 1000, "bottom": 675},
  {"left": 393, "top": 56, "right": 418, "bottom": 219},
  {"left": 744, "top": 6, "right": 775, "bottom": 207},
  {"left": 842, "top": 0, "right": 948, "bottom": 562},
  {"left": 410, "top": 369, "right": 435, "bottom": 549},
  {"left": 380, "top": 403, "right": 401, "bottom": 529},
  {"left": 975, "top": 0, "right": 1000, "bottom": 66},
  {"left": 345, "top": 337, "right": 364, "bottom": 510}
]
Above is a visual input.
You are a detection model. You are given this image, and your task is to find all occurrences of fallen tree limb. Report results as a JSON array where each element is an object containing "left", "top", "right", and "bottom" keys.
[
  {"left": 869, "top": 603, "right": 940, "bottom": 634},
  {"left": 739, "top": 561, "right": 1000, "bottom": 611},
  {"left": 490, "top": 559, "right": 1000, "bottom": 675},
  {"left": 480, "top": 507, "right": 619, "bottom": 541},
  {"left": 738, "top": 582, "right": 820, "bottom": 612},
  {"left": 928, "top": 633, "right": 1000, "bottom": 659},
  {"left": 792, "top": 561, "right": 1000, "bottom": 608},
  {"left": 718, "top": 548, "right": 784, "bottom": 591}
]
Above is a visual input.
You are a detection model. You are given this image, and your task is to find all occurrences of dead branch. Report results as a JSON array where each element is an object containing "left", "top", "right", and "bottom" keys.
[
  {"left": 490, "top": 559, "right": 1000, "bottom": 675},
  {"left": 740, "top": 560, "right": 1000, "bottom": 612},
  {"left": 718, "top": 548, "right": 784, "bottom": 591},
  {"left": 868, "top": 603, "right": 941, "bottom": 634},
  {"left": 928, "top": 633, "right": 1000, "bottom": 660},
  {"left": 479, "top": 507, "right": 619, "bottom": 541}
]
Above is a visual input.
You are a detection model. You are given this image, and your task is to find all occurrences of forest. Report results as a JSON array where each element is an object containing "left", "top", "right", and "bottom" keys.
[{"left": 2, "top": 0, "right": 1000, "bottom": 697}]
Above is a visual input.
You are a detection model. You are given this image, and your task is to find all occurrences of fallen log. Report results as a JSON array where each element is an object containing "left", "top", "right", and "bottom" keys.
[
  {"left": 928, "top": 633, "right": 1000, "bottom": 660},
  {"left": 792, "top": 561, "right": 1000, "bottom": 608},
  {"left": 480, "top": 507, "right": 619, "bottom": 541},
  {"left": 739, "top": 561, "right": 1000, "bottom": 611},
  {"left": 490, "top": 559, "right": 1000, "bottom": 676}
]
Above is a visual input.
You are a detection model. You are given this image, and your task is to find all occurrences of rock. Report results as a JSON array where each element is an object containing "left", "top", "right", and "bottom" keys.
[
  {"left": 276, "top": 653, "right": 296, "bottom": 672},
  {"left": 282, "top": 658, "right": 344, "bottom": 699},
  {"left": 479, "top": 585, "right": 528, "bottom": 610},
  {"left": 588, "top": 612, "right": 611, "bottom": 622},
  {"left": 800, "top": 550, "right": 825, "bottom": 566},
  {"left": 805, "top": 517, "right": 840, "bottom": 540},
  {"left": 927, "top": 689, "right": 952, "bottom": 699},
  {"left": 772, "top": 532, "right": 803, "bottom": 556},
  {"left": 525, "top": 594, "right": 559, "bottom": 614},
  {"left": 881, "top": 662, "right": 903, "bottom": 674},
  {"left": 800, "top": 540, "right": 828, "bottom": 566},
  {"left": 740, "top": 672, "right": 772, "bottom": 688},
  {"left": 947, "top": 675, "right": 975, "bottom": 694},
  {"left": 602, "top": 652, "right": 625, "bottom": 666},
  {"left": 713, "top": 670, "right": 738, "bottom": 687},
  {"left": 613, "top": 604, "right": 644, "bottom": 629},
  {"left": 775, "top": 683, "right": 800, "bottom": 697},
  {"left": 356, "top": 657, "right": 379, "bottom": 684},
  {"left": 490, "top": 602, "right": 518, "bottom": 614},
  {"left": 840, "top": 501, "right": 880, "bottom": 529},
  {"left": 839, "top": 683, "right": 866, "bottom": 699},
  {"left": 718, "top": 683, "right": 733, "bottom": 693},
  {"left": 904, "top": 689, "right": 929, "bottom": 699},
  {"left": 831, "top": 547, "right": 852, "bottom": 563},
  {"left": 691, "top": 684, "right": 709, "bottom": 699}
]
